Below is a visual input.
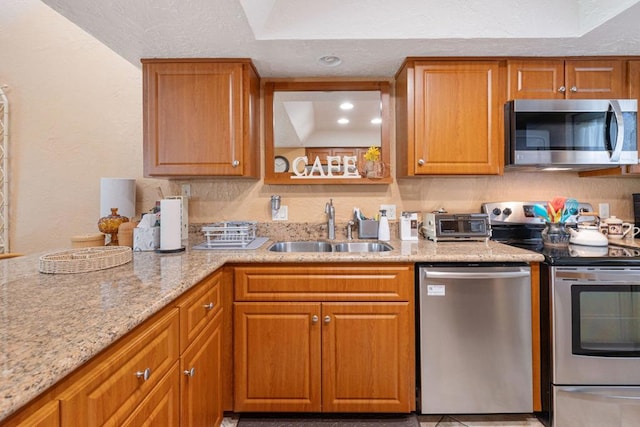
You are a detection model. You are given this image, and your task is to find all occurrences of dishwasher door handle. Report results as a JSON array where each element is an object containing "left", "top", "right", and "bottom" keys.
[{"left": 423, "top": 269, "right": 530, "bottom": 280}]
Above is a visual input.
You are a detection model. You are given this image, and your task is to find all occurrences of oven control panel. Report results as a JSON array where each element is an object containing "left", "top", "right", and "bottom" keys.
[{"left": 481, "top": 201, "right": 594, "bottom": 225}]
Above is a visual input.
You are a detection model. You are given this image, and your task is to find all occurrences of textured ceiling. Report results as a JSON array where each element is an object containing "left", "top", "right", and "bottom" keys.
[{"left": 40, "top": 0, "right": 640, "bottom": 77}]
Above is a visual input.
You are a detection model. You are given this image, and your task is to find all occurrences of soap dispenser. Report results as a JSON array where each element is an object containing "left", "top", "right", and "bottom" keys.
[{"left": 378, "top": 209, "right": 390, "bottom": 241}]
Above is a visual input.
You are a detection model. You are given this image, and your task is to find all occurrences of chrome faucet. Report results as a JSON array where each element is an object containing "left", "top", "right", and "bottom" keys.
[{"left": 325, "top": 199, "right": 336, "bottom": 240}]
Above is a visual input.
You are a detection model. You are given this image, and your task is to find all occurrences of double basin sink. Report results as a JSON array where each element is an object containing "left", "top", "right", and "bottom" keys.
[{"left": 268, "top": 241, "right": 393, "bottom": 253}]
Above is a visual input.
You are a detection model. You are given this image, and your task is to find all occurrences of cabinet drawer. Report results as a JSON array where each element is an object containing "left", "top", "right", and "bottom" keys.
[
  {"left": 59, "top": 308, "right": 179, "bottom": 426},
  {"left": 234, "top": 263, "right": 413, "bottom": 301},
  {"left": 121, "top": 362, "right": 180, "bottom": 427},
  {"left": 178, "top": 271, "right": 222, "bottom": 352}
]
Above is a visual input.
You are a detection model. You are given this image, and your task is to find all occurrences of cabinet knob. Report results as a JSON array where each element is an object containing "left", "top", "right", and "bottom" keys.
[
  {"left": 311, "top": 315, "right": 319, "bottom": 324},
  {"left": 558, "top": 86, "right": 566, "bottom": 93},
  {"left": 135, "top": 368, "right": 151, "bottom": 381},
  {"left": 184, "top": 367, "right": 196, "bottom": 377},
  {"left": 324, "top": 315, "right": 331, "bottom": 324},
  {"left": 570, "top": 86, "right": 578, "bottom": 92},
  {"left": 203, "top": 302, "right": 215, "bottom": 310},
  {"left": 232, "top": 160, "right": 240, "bottom": 167},
  {"left": 417, "top": 159, "right": 425, "bottom": 166}
]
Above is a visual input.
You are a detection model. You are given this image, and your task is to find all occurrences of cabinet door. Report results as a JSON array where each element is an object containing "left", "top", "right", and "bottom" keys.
[
  {"left": 412, "top": 61, "right": 504, "bottom": 175},
  {"left": 121, "top": 363, "right": 180, "bottom": 427},
  {"left": 181, "top": 311, "right": 223, "bottom": 427},
  {"left": 305, "top": 148, "right": 332, "bottom": 164},
  {"left": 234, "top": 303, "right": 322, "bottom": 412},
  {"left": 59, "top": 309, "right": 179, "bottom": 426},
  {"left": 178, "top": 270, "right": 222, "bottom": 353},
  {"left": 321, "top": 303, "right": 413, "bottom": 413},
  {"left": 507, "top": 60, "right": 565, "bottom": 99},
  {"left": 143, "top": 60, "right": 259, "bottom": 177},
  {"left": 565, "top": 60, "right": 625, "bottom": 99}
]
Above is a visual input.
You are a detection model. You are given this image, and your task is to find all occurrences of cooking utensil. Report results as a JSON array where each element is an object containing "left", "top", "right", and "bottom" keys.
[
  {"left": 561, "top": 198, "right": 579, "bottom": 222},
  {"left": 547, "top": 202, "right": 558, "bottom": 222},
  {"left": 533, "top": 204, "right": 549, "bottom": 221}
]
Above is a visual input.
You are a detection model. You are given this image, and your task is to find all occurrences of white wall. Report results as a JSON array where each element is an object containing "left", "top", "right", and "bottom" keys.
[
  {"left": 1, "top": 0, "right": 169, "bottom": 253},
  {"left": 2, "top": 0, "right": 640, "bottom": 254}
]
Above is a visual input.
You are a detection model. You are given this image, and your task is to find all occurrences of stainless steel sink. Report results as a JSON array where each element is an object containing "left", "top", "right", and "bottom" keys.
[
  {"left": 268, "top": 241, "right": 333, "bottom": 252},
  {"left": 332, "top": 242, "right": 393, "bottom": 252},
  {"left": 268, "top": 241, "right": 393, "bottom": 253}
]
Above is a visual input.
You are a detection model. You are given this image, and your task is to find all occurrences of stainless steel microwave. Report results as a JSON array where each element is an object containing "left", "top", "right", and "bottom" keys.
[{"left": 505, "top": 99, "right": 638, "bottom": 170}]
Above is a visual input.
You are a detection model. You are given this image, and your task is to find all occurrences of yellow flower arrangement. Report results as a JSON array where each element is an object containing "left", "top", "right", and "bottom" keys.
[{"left": 364, "top": 146, "right": 381, "bottom": 162}]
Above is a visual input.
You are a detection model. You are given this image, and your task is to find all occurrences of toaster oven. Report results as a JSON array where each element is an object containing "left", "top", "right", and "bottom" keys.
[{"left": 422, "top": 213, "right": 491, "bottom": 242}]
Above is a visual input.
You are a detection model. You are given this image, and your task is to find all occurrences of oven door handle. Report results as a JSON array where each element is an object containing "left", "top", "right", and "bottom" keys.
[
  {"left": 423, "top": 270, "right": 530, "bottom": 280},
  {"left": 555, "top": 270, "right": 638, "bottom": 283}
]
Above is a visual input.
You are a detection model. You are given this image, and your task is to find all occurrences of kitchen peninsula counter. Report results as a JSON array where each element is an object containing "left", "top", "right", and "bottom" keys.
[{"left": 0, "top": 238, "right": 543, "bottom": 422}]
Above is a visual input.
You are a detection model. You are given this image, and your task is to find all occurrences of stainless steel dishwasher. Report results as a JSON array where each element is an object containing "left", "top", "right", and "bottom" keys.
[{"left": 418, "top": 263, "right": 532, "bottom": 414}]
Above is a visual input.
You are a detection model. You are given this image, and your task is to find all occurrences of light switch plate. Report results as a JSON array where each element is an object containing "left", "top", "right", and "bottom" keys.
[
  {"left": 598, "top": 203, "right": 610, "bottom": 219},
  {"left": 272, "top": 206, "right": 288, "bottom": 221},
  {"left": 379, "top": 204, "right": 397, "bottom": 220}
]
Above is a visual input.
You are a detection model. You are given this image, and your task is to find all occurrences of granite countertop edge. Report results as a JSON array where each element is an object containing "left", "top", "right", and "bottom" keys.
[{"left": 0, "top": 237, "right": 543, "bottom": 421}]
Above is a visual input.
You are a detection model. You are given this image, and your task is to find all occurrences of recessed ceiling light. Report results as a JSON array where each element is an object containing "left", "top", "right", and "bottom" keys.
[
  {"left": 318, "top": 55, "right": 342, "bottom": 67},
  {"left": 337, "top": 118, "right": 349, "bottom": 124},
  {"left": 370, "top": 117, "right": 382, "bottom": 124},
  {"left": 340, "top": 102, "right": 354, "bottom": 110}
]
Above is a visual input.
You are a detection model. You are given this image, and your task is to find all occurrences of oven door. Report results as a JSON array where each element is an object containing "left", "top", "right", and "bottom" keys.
[{"left": 552, "top": 266, "right": 640, "bottom": 385}]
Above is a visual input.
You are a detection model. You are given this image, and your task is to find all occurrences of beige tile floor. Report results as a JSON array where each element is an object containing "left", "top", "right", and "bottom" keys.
[{"left": 222, "top": 414, "right": 545, "bottom": 427}]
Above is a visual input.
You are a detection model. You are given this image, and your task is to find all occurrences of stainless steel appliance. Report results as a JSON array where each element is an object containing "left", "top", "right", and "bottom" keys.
[
  {"left": 417, "top": 263, "right": 533, "bottom": 414},
  {"left": 505, "top": 99, "right": 638, "bottom": 170},
  {"left": 482, "top": 201, "right": 640, "bottom": 427},
  {"left": 422, "top": 212, "right": 491, "bottom": 242},
  {"left": 550, "top": 266, "right": 640, "bottom": 427}
]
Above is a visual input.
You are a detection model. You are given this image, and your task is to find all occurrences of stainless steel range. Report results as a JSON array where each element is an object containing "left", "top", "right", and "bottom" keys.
[{"left": 482, "top": 202, "right": 640, "bottom": 427}]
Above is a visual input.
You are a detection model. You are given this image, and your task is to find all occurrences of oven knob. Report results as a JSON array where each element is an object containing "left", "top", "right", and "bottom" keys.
[
  {"left": 492, "top": 208, "right": 502, "bottom": 216},
  {"left": 503, "top": 208, "right": 512, "bottom": 216}
]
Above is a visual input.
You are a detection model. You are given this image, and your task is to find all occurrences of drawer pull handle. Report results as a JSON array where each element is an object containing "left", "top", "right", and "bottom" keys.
[
  {"left": 558, "top": 86, "right": 566, "bottom": 93},
  {"left": 135, "top": 368, "right": 151, "bottom": 381},
  {"left": 184, "top": 367, "right": 196, "bottom": 377},
  {"left": 311, "top": 315, "right": 319, "bottom": 324},
  {"left": 203, "top": 302, "right": 215, "bottom": 310},
  {"left": 417, "top": 159, "right": 425, "bottom": 166},
  {"left": 232, "top": 160, "right": 240, "bottom": 167},
  {"left": 570, "top": 86, "right": 578, "bottom": 92},
  {"left": 324, "top": 315, "right": 331, "bottom": 324}
]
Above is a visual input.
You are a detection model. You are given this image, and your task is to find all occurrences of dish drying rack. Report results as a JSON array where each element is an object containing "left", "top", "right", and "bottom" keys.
[{"left": 201, "top": 221, "right": 257, "bottom": 247}]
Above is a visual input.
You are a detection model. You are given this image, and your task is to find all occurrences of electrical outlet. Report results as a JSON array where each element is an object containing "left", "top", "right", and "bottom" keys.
[
  {"left": 272, "top": 205, "right": 288, "bottom": 221},
  {"left": 181, "top": 184, "right": 191, "bottom": 198},
  {"left": 379, "top": 204, "right": 397, "bottom": 220},
  {"left": 598, "top": 203, "right": 610, "bottom": 219}
]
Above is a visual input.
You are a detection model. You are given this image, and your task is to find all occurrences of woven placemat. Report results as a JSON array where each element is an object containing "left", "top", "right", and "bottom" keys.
[{"left": 39, "top": 246, "right": 132, "bottom": 274}]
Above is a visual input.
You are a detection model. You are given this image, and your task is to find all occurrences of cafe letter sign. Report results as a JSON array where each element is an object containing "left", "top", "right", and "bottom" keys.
[{"left": 291, "top": 155, "right": 361, "bottom": 179}]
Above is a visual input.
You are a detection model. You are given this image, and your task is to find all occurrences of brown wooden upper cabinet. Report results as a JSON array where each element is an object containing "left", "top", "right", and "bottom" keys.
[
  {"left": 395, "top": 59, "right": 505, "bottom": 176},
  {"left": 507, "top": 59, "right": 625, "bottom": 100},
  {"left": 142, "top": 59, "right": 260, "bottom": 177}
]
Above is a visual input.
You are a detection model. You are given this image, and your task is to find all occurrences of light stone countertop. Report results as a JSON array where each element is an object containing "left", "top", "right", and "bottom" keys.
[{"left": 0, "top": 236, "right": 543, "bottom": 421}]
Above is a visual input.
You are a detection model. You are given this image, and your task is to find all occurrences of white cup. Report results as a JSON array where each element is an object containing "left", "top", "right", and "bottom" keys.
[{"left": 600, "top": 216, "right": 640, "bottom": 239}]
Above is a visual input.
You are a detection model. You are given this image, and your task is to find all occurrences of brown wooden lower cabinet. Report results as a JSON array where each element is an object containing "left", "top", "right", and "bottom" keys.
[
  {"left": 180, "top": 310, "right": 223, "bottom": 427},
  {"left": 234, "top": 301, "right": 412, "bottom": 413},
  {"left": 121, "top": 363, "right": 181, "bottom": 427},
  {"left": 1, "top": 270, "right": 227, "bottom": 427},
  {"left": 58, "top": 308, "right": 180, "bottom": 426},
  {"left": 233, "top": 263, "right": 415, "bottom": 413}
]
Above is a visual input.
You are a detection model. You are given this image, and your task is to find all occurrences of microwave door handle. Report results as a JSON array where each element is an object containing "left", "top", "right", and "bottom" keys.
[{"left": 608, "top": 99, "right": 625, "bottom": 162}]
